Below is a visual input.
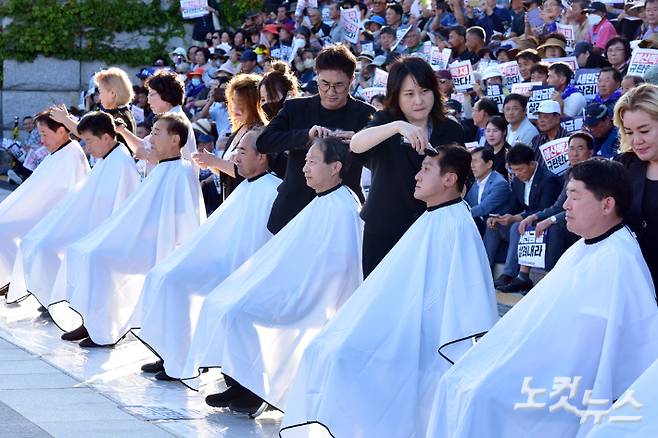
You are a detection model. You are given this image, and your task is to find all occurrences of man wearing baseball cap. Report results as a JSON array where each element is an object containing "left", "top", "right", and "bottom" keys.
[
  {"left": 584, "top": 102, "right": 619, "bottom": 157},
  {"left": 240, "top": 50, "right": 262, "bottom": 74},
  {"left": 530, "top": 100, "right": 570, "bottom": 163}
]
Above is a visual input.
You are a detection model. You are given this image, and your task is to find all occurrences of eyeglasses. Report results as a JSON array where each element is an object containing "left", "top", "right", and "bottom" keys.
[{"left": 318, "top": 80, "right": 348, "bottom": 93}]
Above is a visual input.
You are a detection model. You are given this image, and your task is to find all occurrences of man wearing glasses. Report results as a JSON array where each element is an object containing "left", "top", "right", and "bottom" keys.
[{"left": 257, "top": 44, "right": 376, "bottom": 234}]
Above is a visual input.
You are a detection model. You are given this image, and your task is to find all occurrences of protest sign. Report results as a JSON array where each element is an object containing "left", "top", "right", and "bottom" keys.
[
  {"left": 628, "top": 48, "right": 658, "bottom": 77},
  {"left": 449, "top": 60, "right": 476, "bottom": 91},
  {"left": 361, "top": 42, "right": 374, "bottom": 54},
  {"left": 556, "top": 23, "right": 575, "bottom": 53},
  {"left": 539, "top": 137, "right": 570, "bottom": 175},
  {"left": 518, "top": 228, "right": 547, "bottom": 269},
  {"left": 131, "top": 105, "right": 145, "bottom": 125},
  {"left": 511, "top": 81, "right": 542, "bottom": 96},
  {"left": 340, "top": 7, "right": 361, "bottom": 44},
  {"left": 23, "top": 146, "right": 49, "bottom": 172},
  {"left": 573, "top": 68, "right": 600, "bottom": 101},
  {"left": 359, "top": 86, "right": 387, "bottom": 103},
  {"left": 430, "top": 47, "right": 451, "bottom": 70},
  {"left": 526, "top": 85, "right": 556, "bottom": 119},
  {"left": 499, "top": 61, "right": 522, "bottom": 87},
  {"left": 486, "top": 84, "right": 505, "bottom": 112},
  {"left": 180, "top": 0, "right": 208, "bottom": 19},
  {"left": 561, "top": 117, "right": 584, "bottom": 134},
  {"left": 545, "top": 56, "right": 578, "bottom": 72},
  {"left": 392, "top": 26, "right": 411, "bottom": 51},
  {"left": 372, "top": 68, "right": 389, "bottom": 87}
]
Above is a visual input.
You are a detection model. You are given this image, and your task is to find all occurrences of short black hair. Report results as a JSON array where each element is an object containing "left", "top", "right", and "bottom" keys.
[
  {"left": 569, "top": 158, "right": 632, "bottom": 218},
  {"left": 548, "top": 62, "right": 574, "bottom": 83},
  {"left": 146, "top": 71, "right": 185, "bottom": 106},
  {"left": 380, "top": 26, "right": 397, "bottom": 37},
  {"left": 313, "top": 136, "right": 352, "bottom": 180},
  {"left": 503, "top": 93, "right": 528, "bottom": 108},
  {"left": 449, "top": 25, "right": 466, "bottom": 37},
  {"left": 474, "top": 98, "right": 499, "bottom": 116},
  {"left": 34, "top": 110, "right": 69, "bottom": 133},
  {"left": 77, "top": 111, "right": 117, "bottom": 138},
  {"left": 315, "top": 44, "right": 357, "bottom": 78},
  {"left": 605, "top": 36, "right": 632, "bottom": 60},
  {"left": 471, "top": 146, "right": 495, "bottom": 164},
  {"left": 506, "top": 143, "right": 535, "bottom": 165},
  {"left": 155, "top": 112, "right": 189, "bottom": 149},
  {"left": 386, "top": 3, "right": 403, "bottom": 16},
  {"left": 569, "top": 131, "right": 594, "bottom": 150},
  {"left": 530, "top": 62, "right": 549, "bottom": 76},
  {"left": 436, "top": 144, "right": 472, "bottom": 192},
  {"left": 599, "top": 66, "right": 622, "bottom": 84}
]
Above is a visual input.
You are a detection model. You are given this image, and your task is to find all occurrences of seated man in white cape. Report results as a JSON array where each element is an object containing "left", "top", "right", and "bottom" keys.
[
  {"left": 131, "top": 127, "right": 280, "bottom": 380},
  {"left": 426, "top": 158, "right": 658, "bottom": 438},
  {"left": 587, "top": 356, "right": 658, "bottom": 437},
  {"left": 7, "top": 111, "right": 140, "bottom": 305},
  {"left": 0, "top": 110, "right": 89, "bottom": 296},
  {"left": 280, "top": 144, "right": 498, "bottom": 438},
  {"left": 50, "top": 112, "right": 204, "bottom": 347},
  {"left": 178, "top": 137, "right": 363, "bottom": 416}
]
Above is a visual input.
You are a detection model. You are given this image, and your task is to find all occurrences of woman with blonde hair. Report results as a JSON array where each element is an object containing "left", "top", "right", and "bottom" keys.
[
  {"left": 613, "top": 83, "right": 658, "bottom": 290},
  {"left": 50, "top": 67, "right": 136, "bottom": 143},
  {"left": 192, "top": 73, "right": 267, "bottom": 204}
]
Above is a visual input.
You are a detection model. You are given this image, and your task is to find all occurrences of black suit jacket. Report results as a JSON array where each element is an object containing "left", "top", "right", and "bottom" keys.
[
  {"left": 256, "top": 94, "right": 376, "bottom": 233},
  {"left": 509, "top": 164, "right": 562, "bottom": 218},
  {"left": 616, "top": 152, "right": 650, "bottom": 242}
]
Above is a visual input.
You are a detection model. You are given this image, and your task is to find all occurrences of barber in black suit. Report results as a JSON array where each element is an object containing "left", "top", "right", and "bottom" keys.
[
  {"left": 256, "top": 45, "right": 376, "bottom": 234},
  {"left": 484, "top": 143, "right": 562, "bottom": 290}
]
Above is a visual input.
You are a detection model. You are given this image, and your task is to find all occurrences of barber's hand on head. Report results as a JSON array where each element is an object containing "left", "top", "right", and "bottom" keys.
[
  {"left": 518, "top": 214, "right": 538, "bottom": 235},
  {"left": 332, "top": 130, "right": 355, "bottom": 143},
  {"left": 309, "top": 125, "right": 333, "bottom": 140},
  {"left": 49, "top": 104, "right": 69, "bottom": 123},
  {"left": 396, "top": 121, "right": 428, "bottom": 154},
  {"left": 191, "top": 151, "right": 220, "bottom": 169},
  {"left": 535, "top": 218, "right": 553, "bottom": 238}
]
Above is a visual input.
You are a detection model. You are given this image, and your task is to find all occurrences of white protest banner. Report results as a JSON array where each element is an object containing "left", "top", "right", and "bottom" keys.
[
  {"left": 561, "top": 116, "right": 584, "bottom": 134},
  {"left": 372, "top": 68, "right": 389, "bottom": 87},
  {"left": 420, "top": 41, "right": 432, "bottom": 62},
  {"left": 486, "top": 84, "right": 505, "bottom": 112},
  {"left": 518, "top": 228, "right": 547, "bottom": 269},
  {"left": 449, "top": 60, "right": 476, "bottom": 91},
  {"left": 340, "top": 7, "right": 361, "bottom": 44},
  {"left": 499, "top": 61, "right": 522, "bottom": 87},
  {"left": 359, "top": 86, "right": 387, "bottom": 102},
  {"left": 545, "top": 56, "right": 578, "bottom": 72},
  {"left": 295, "top": 0, "right": 317, "bottom": 16},
  {"left": 131, "top": 105, "right": 145, "bottom": 125},
  {"left": 430, "top": 47, "right": 451, "bottom": 70},
  {"left": 361, "top": 42, "right": 374, "bottom": 54},
  {"left": 527, "top": 85, "right": 556, "bottom": 119},
  {"left": 392, "top": 26, "right": 411, "bottom": 51},
  {"left": 511, "top": 81, "right": 542, "bottom": 96},
  {"left": 464, "top": 141, "right": 479, "bottom": 150},
  {"left": 180, "top": 0, "right": 208, "bottom": 19},
  {"left": 556, "top": 23, "right": 575, "bottom": 53},
  {"left": 539, "top": 136, "right": 570, "bottom": 175},
  {"left": 23, "top": 146, "right": 49, "bottom": 172},
  {"left": 573, "top": 68, "right": 600, "bottom": 101},
  {"left": 628, "top": 48, "right": 658, "bottom": 77}
]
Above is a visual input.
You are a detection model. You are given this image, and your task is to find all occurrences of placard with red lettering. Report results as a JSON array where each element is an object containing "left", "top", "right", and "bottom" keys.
[
  {"left": 556, "top": 23, "right": 575, "bottom": 53},
  {"left": 545, "top": 56, "right": 578, "bottom": 72},
  {"left": 511, "top": 81, "right": 543, "bottom": 96},
  {"left": 628, "top": 48, "right": 658, "bottom": 77},
  {"left": 500, "top": 61, "right": 522, "bottom": 87},
  {"left": 449, "top": 60, "right": 475, "bottom": 91},
  {"left": 539, "top": 137, "right": 570, "bottom": 175},
  {"left": 340, "top": 7, "right": 361, "bottom": 44},
  {"left": 430, "top": 47, "right": 451, "bottom": 70}
]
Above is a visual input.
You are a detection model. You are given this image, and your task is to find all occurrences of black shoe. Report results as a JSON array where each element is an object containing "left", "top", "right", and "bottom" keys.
[
  {"left": 205, "top": 385, "right": 249, "bottom": 408},
  {"left": 61, "top": 326, "right": 89, "bottom": 341},
  {"left": 154, "top": 370, "right": 177, "bottom": 381},
  {"left": 0, "top": 283, "right": 8, "bottom": 296},
  {"left": 229, "top": 391, "right": 267, "bottom": 417},
  {"left": 79, "top": 337, "right": 105, "bottom": 348},
  {"left": 498, "top": 277, "right": 534, "bottom": 293},
  {"left": 141, "top": 360, "right": 164, "bottom": 373},
  {"left": 493, "top": 274, "right": 514, "bottom": 289}
]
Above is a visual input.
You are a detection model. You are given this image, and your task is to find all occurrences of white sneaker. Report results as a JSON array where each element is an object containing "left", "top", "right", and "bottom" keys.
[{"left": 7, "top": 169, "right": 23, "bottom": 185}]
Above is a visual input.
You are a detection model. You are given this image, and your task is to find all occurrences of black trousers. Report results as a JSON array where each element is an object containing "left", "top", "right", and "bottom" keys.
[
  {"left": 200, "top": 176, "right": 222, "bottom": 216},
  {"left": 362, "top": 227, "right": 405, "bottom": 279}
]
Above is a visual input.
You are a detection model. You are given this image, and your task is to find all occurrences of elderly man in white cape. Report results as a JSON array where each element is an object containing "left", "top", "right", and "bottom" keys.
[
  {"left": 177, "top": 136, "right": 363, "bottom": 416},
  {"left": 131, "top": 126, "right": 280, "bottom": 380},
  {"left": 426, "top": 158, "right": 658, "bottom": 438},
  {"left": 0, "top": 111, "right": 89, "bottom": 297},
  {"left": 7, "top": 111, "right": 140, "bottom": 306},
  {"left": 279, "top": 144, "right": 498, "bottom": 438},
  {"left": 49, "top": 112, "right": 204, "bottom": 348}
]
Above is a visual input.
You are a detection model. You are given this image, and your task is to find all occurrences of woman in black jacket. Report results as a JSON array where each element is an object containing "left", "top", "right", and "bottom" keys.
[
  {"left": 614, "top": 84, "right": 658, "bottom": 290},
  {"left": 351, "top": 57, "right": 465, "bottom": 277}
]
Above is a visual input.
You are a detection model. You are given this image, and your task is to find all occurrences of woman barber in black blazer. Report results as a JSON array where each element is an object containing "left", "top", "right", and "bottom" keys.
[{"left": 351, "top": 57, "right": 465, "bottom": 277}]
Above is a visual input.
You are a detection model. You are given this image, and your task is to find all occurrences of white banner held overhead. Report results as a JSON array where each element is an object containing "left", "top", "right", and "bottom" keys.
[
  {"left": 628, "top": 48, "right": 658, "bottom": 77},
  {"left": 539, "top": 136, "right": 570, "bottom": 175},
  {"left": 340, "top": 7, "right": 362, "bottom": 44},
  {"left": 449, "top": 60, "right": 476, "bottom": 91},
  {"left": 499, "top": 61, "right": 522, "bottom": 87},
  {"left": 180, "top": 0, "right": 209, "bottom": 19}
]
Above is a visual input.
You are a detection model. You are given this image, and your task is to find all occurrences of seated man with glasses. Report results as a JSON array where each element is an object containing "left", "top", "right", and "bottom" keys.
[{"left": 257, "top": 44, "right": 376, "bottom": 234}]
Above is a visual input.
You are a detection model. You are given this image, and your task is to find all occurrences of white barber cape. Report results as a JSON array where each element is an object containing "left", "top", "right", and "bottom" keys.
[
  {"left": 7, "top": 144, "right": 140, "bottom": 304},
  {"left": 178, "top": 184, "right": 363, "bottom": 408},
  {"left": 427, "top": 224, "right": 658, "bottom": 438},
  {"left": 49, "top": 157, "right": 204, "bottom": 344},
  {"left": 132, "top": 172, "right": 281, "bottom": 374},
  {"left": 280, "top": 198, "right": 498, "bottom": 438},
  {"left": 587, "top": 356, "right": 658, "bottom": 437},
  {"left": 0, "top": 140, "right": 89, "bottom": 288}
]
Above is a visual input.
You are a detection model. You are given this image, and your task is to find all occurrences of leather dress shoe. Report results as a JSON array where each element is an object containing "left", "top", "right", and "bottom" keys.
[
  {"left": 493, "top": 274, "right": 513, "bottom": 289},
  {"left": 498, "top": 277, "right": 534, "bottom": 293},
  {"left": 229, "top": 392, "right": 267, "bottom": 417},
  {"left": 154, "top": 370, "right": 177, "bottom": 381},
  {"left": 205, "top": 385, "right": 248, "bottom": 408},
  {"left": 61, "top": 326, "right": 89, "bottom": 341},
  {"left": 141, "top": 360, "right": 164, "bottom": 373},
  {"left": 79, "top": 337, "right": 105, "bottom": 348}
]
